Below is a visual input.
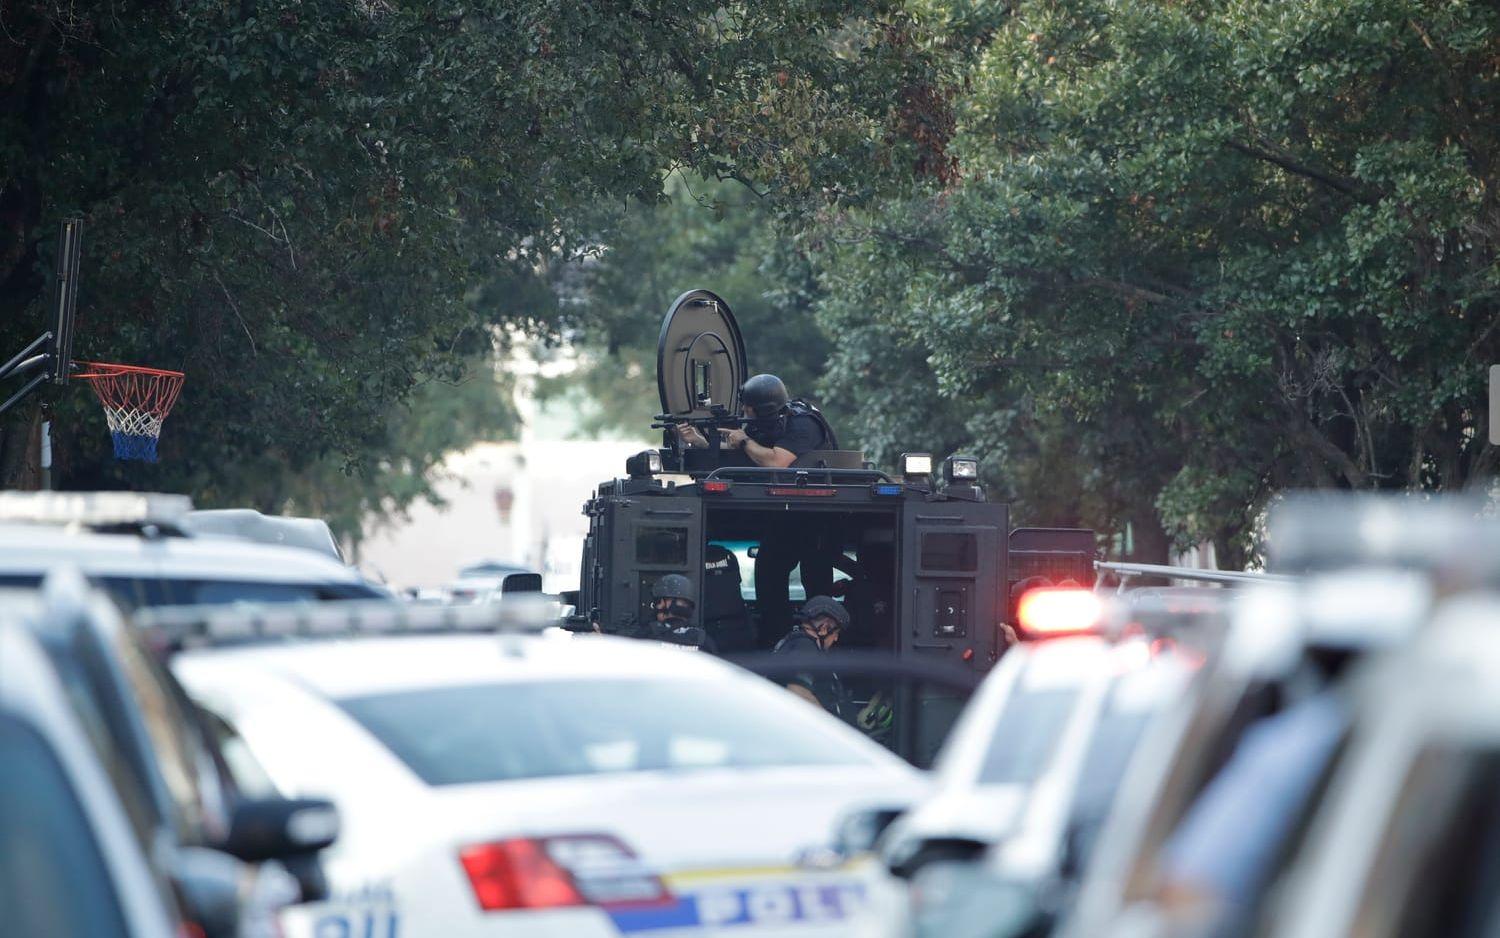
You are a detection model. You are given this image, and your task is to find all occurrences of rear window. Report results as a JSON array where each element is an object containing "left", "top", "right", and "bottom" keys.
[
  {"left": 921, "top": 533, "right": 978, "bottom": 572},
  {"left": 0, "top": 715, "right": 128, "bottom": 937},
  {"left": 339, "top": 678, "right": 880, "bottom": 786},
  {"left": 636, "top": 527, "right": 689, "bottom": 566},
  {"left": 978, "top": 688, "right": 1079, "bottom": 785}
]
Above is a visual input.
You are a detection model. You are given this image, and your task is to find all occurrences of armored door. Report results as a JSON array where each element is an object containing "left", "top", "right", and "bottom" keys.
[{"left": 603, "top": 495, "right": 706, "bottom": 632}]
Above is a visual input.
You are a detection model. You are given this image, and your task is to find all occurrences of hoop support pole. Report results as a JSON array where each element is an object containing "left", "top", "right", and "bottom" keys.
[
  {"left": 0, "top": 333, "right": 52, "bottom": 383},
  {"left": 0, "top": 371, "right": 50, "bottom": 418}
]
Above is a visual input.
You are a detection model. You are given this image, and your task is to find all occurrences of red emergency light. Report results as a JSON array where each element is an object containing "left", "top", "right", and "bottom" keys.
[{"left": 1016, "top": 587, "right": 1104, "bottom": 639}]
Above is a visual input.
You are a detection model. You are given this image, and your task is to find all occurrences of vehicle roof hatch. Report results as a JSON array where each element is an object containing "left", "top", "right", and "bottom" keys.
[{"left": 656, "top": 289, "right": 749, "bottom": 420}]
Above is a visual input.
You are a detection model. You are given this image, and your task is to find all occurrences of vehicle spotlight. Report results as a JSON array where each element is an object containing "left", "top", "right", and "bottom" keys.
[
  {"left": 899, "top": 452, "right": 933, "bottom": 479},
  {"left": 625, "top": 450, "right": 662, "bottom": 479},
  {"left": 944, "top": 454, "right": 980, "bottom": 484}
]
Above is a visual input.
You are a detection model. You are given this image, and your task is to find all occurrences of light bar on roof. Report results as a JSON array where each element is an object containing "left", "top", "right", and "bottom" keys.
[
  {"left": 0, "top": 491, "right": 193, "bottom": 527},
  {"left": 1016, "top": 587, "right": 1105, "bottom": 639},
  {"left": 136, "top": 595, "right": 565, "bottom": 648}
]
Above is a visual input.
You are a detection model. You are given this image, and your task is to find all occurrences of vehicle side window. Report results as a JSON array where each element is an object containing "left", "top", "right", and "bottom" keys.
[
  {"left": 1359, "top": 747, "right": 1500, "bottom": 938},
  {"left": 196, "top": 704, "right": 279, "bottom": 799},
  {"left": 636, "top": 526, "right": 689, "bottom": 566},
  {"left": 0, "top": 714, "right": 129, "bottom": 938},
  {"left": 44, "top": 648, "right": 159, "bottom": 847},
  {"left": 112, "top": 628, "right": 227, "bottom": 843},
  {"left": 93, "top": 577, "right": 173, "bottom": 612}
]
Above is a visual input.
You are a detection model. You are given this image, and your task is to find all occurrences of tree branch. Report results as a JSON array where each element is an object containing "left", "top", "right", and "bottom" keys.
[
  {"left": 1225, "top": 137, "right": 1378, "bottom": 205},
  {"left": 212, "top": 270, "right": 258, "bottom": 357}
]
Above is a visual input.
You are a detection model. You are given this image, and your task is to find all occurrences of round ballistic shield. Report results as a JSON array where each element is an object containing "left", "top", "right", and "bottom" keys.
[{"left": 656, "top": 289, "right": 749, "bottom": 419}]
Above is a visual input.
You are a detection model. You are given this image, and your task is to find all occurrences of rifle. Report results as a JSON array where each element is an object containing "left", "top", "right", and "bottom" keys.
[{"left": 650, "top": 402, "right": 751, "bottom": 463}]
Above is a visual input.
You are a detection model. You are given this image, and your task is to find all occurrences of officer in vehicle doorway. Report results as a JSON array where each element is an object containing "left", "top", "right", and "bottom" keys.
[
  {"left": 774, "top": 596, "right": 891, "bottom": 736},
  {"left": 624, "top": 574, "right": 715, "bottom": 651},
  {"left": 676, "top": 374, "right": 842, "bottom": 643}
]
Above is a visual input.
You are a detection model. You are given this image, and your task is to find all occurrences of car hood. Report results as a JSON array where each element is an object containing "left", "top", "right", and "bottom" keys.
[
  {"left": 880, "top": 784, "right": 1028, "bottom": 859},
  {"left": 416, "top": 763, "right": 928, "bottom": 872}
]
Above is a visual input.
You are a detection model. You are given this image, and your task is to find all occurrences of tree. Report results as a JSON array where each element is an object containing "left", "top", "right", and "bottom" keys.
[
  {"left": 802, "top": 0, "right": 1500, "bottom": 562},
  {"left": 535, "top": 175, "right": 834, "bottom": 437},
  {"left": 0, "top": 0, "right": 931, "bottom": 529}
]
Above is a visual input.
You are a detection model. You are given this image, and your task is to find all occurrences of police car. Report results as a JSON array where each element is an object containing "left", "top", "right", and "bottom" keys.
[
  {"left": 0, "top": 491, "right": 384, "bottom": 609},
  {"left": 1267, "top": 596, "right": 1500, "bottom": 938},
  {"left": 903, "top": 640, "right": 1198, "bottom": 938},
  {"left": 152, "top": 601, "right": 929, "bottom": 937},
  {"left": 11, "top": 569, "right": 342, "bottom": 938},
  {"left": 183, "top": 507, "right": 346, "bottom": 563},
  {"left": 1060, "top": 495, "right": 1482, "bottom": 938},
  {"left": 0, "top": 618, "right": 181, "bottom": 937},
  {"left": 878, "top": 633, "right": 1131, "bottom": 880}
]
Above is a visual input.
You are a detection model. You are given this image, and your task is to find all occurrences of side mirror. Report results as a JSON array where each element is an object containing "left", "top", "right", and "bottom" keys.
[
  {"left": 500, "top": 572, "right": 543, "bottom": 594},
  {"left": 832, "top": 806, "right": 906, "bottom": 858},
  {"left": 221, "top": 797, "right": 340, "bottom": 864},
  {"left": 172, "top": 847, "right": 244, "bottom": 938}
]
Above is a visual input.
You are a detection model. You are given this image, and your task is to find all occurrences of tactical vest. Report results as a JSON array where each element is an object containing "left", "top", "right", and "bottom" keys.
[{"left": 786, "top": 399, "right": 839, "bottom": 450}]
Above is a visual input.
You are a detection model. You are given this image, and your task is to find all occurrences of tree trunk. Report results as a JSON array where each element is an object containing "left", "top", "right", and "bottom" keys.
[
  {"left": 0, "top": 406, "right": 43, "bottom": 490},
  {"left": 1127, "top": 507, "right": 1171, "bottom": 566}
]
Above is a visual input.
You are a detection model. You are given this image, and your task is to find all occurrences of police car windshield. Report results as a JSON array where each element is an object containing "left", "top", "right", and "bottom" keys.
[
  {"left": 977, "top": 688, "right": 1079, "bottom": 785},
  {"left": 339, "top": 678, "right": 881, "bottom": 786}
]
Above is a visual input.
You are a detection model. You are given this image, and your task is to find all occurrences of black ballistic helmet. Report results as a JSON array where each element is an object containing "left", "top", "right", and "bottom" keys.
[
  {"left": 796, "top": 595, "right": 850, "bottom": 630},
  {"left": 740, "top": 374, "right": 790, "bottom": 419},
  {"left": 652, "top": 574, "right": 696, "bottom": 605}
]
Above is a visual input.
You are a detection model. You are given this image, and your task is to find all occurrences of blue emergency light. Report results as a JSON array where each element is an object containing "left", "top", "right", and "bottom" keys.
[{"left": 871, "top": 483, "right": 903, "bottom": 497}]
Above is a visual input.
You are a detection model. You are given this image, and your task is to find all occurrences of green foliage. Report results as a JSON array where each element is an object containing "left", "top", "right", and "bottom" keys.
[
  {"left": 802, "top": 0, "right": 1500, "bottom": 560},
  {"left": 0, "top": 0, "right": 924, "bottom": 527},
  {"left": 536, "top": 175, "right": 833, "bottom": 436}
]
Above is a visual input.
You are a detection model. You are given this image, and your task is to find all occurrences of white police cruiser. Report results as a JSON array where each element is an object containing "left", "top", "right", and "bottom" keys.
[
  {"left": 0, "top": 491, "right": 383, "bottom": 609},
  {"left": 1264, "top": 595, "right": 1500, "bottom": 938},
  {"left": 148, "top": 600, "right": 927, "bottom": 937},
  {"left": 0, "top": 619, "right": 181, "bottom": 936}
]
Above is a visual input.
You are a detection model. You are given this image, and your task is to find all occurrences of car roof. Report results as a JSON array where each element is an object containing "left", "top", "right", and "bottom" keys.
[
  {"left": 0, "top": 524, "right": 366, "bottom": 584},
  {"left": 457, "top": 560, "right": 532, "bottom": 576},
  {"left": 173, "top": 632, "right": 744, "bottom": 701},
  {"left": 183, "top": 509, "right": 344, "bottom": 563}
]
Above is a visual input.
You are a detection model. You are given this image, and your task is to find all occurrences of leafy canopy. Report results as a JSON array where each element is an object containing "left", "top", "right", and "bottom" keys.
[
  {"left": 801, "top": 0, "right": 1500, "bottom": 560},
  {"left": 0, "top": 0, "right": 926, "bottom": 533}
]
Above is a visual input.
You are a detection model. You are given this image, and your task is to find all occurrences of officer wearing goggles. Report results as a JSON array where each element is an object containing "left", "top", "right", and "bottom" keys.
[
  {"left": 773, "top": 596, "right": 890, "bottom": 736},
  {"left": 640, "top": 574, "right": 715, "bottom": 651}
]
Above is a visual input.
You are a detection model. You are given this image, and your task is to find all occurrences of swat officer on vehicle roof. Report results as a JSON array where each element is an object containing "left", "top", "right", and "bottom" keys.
[
  {"left": 674, "top": 374, "right": 836, "bottom": 468},
  {"left": 677, "top": 374, "right": 843, "bottom": 642}
]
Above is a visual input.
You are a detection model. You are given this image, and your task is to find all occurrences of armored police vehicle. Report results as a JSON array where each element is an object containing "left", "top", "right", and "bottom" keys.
[{"left": 575, "top": 290, "right": 1096, "bottom": 681}]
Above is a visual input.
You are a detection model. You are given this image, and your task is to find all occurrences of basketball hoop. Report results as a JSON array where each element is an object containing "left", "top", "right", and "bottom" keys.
[{"left": 75, "top": 362, "right": 184, "bottom": 462}]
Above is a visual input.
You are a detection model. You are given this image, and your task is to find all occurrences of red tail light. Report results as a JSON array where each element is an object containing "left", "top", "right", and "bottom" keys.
[
  {"left": 1016, "top": 587, "right": 1104, "bottom": 639},
  {"left": 459, "top": 835, "right": 671, "bottom": 912},
  {"left": 460, "top": 839, "right": 583, "bottom": 910}
]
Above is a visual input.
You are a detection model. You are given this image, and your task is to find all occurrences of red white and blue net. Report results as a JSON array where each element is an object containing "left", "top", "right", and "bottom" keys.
[{"left": 75, "top": 362, "right": 184, "bottom": 462}]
